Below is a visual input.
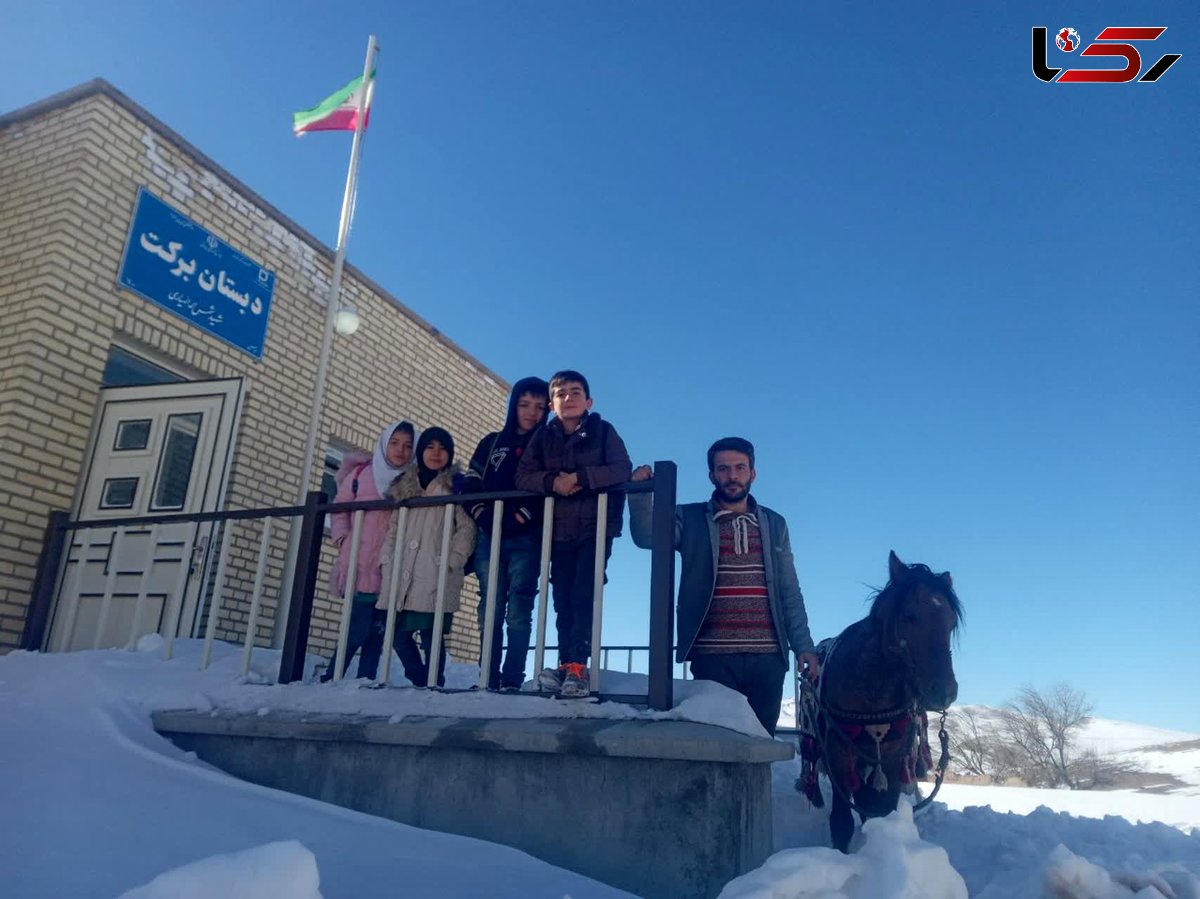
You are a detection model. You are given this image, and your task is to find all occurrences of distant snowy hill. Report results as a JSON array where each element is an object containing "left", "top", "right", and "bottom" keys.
[
  {"left": 953, "top": 704, "right": 1199, "bottom": 754},
  {"left": 950, "top": 703, "right": 1200, "bottom": 795},
  {"left": 779, "top": 698, "right": 1200, "bottom": 796}
]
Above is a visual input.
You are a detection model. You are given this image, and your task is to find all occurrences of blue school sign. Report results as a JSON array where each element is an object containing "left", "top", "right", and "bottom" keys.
[{"left": 117, "top": 188, "right": 276, "bottom": 358}]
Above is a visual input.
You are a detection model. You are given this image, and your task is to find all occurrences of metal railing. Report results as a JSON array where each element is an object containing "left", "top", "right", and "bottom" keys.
[
  {"left": 280, "top": 464, "right": 677, "bottom": 709},
  {"left": 22, "top": 502, "right": 304, "bottom": 675},
  {"left": 23, "top": 461, "right": 680, "bottom": 711}
]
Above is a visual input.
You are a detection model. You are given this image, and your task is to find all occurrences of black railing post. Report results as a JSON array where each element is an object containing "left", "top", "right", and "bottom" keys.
[
  {"left": 20, "top": 510, "right": 71, "bottom": 651},
  {"left": 647, "top": 461, "right": 676, "bottom": 711},
  {"left": 278, "top": 490, "right": 326, "bottom": 684}
]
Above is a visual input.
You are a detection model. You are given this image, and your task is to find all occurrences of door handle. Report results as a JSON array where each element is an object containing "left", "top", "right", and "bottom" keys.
[{"left": 190, "top": 535, "right": 210, "bottom": 576}]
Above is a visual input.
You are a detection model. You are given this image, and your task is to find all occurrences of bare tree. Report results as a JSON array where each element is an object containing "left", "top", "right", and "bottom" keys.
[
  {"left": 988, "top": 741, "right": 1023, "bottom": 784},
  {"left": 999, "top": 683, "right": 1093, "bottom": 788},
  {"left": 1068, "top": 748, "right": 1143, "bottom": 790},
  {"left": 949, "top": 706, "right": 994, "bottom": 778},
  {"left": 950, "top": 706, "right": 1024, "bottom": 783}
]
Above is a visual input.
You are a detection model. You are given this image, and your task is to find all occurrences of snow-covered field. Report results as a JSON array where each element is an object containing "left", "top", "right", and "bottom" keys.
[
  {"left": 1, "top": 641, "right": 1198, "bottom": 898},
  {"left": 769, "top": 758, "right": 1200, "bottom": 898}
]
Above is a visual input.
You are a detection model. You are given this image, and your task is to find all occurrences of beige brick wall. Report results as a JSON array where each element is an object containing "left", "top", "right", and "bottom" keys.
[
  {"left": 0, "top": 84, "right": 508, "bottom": 669},
  {"left": 0, "top": 98, "right": 108, "bottom": 647}
]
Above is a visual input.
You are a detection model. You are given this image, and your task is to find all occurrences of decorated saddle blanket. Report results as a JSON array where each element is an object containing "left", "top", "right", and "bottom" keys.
[{"left": 796, "top": 640, "right": 933, "bottom": 806}]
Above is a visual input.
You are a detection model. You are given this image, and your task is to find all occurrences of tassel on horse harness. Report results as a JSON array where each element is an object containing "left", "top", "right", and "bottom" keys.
[{"left": 865, "top": 723, "right": 892, "bottom": 791}]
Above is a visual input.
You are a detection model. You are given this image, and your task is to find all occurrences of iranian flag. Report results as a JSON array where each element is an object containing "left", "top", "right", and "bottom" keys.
[{"left": 292, "top": 72, "right": 375, "bottom": 136}]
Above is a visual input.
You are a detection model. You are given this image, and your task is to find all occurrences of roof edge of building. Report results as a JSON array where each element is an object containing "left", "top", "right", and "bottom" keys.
[{"left": 0, "top": 78, "right": 507, "bottom": 391}]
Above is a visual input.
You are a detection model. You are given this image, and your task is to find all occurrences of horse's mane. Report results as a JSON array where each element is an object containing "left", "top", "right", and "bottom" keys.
[{"left": 867, "top": 562, "right": 964, "bottom": 636}]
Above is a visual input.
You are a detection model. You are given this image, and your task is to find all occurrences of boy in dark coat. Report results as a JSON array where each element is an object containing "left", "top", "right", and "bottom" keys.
[
  {"left": 515, "top": 370, "right": 632, "bottom": 697},
  {"left": 463, "top": 376, "right": 550, "bottom": 691}
]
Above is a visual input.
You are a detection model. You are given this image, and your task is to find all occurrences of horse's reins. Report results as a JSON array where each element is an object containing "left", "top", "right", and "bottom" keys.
[{"left": 801, "top": 638, "right": 952, "bottom": 816}]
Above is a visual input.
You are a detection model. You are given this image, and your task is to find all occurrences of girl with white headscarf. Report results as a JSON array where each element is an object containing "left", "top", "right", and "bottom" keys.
[{"left": 322, "top": 420, "right": 416, "bottom": 681}]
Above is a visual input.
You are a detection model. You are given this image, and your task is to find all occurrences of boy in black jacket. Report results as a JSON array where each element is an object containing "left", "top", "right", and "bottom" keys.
[
  {"left": 515, "top": 370, "right": 632, "bottom": 697},
  {"left": 463, "top": 376, "right": 550, "bottom": 691}
]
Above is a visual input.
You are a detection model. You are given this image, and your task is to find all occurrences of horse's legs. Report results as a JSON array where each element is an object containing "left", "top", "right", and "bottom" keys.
[{"left": 829, "top": 791, "right": 854, "bottom": 853}]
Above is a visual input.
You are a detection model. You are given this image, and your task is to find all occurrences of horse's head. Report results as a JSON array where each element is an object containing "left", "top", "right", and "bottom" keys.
[{"left": 868, "top": 550, "right": 962, "bottom": 711}]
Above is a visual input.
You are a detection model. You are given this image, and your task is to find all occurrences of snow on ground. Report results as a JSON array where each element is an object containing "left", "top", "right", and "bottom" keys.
[
  {"left": 117, "top": 634, "right": 768, "bottom": 739},
  {"left": 0, "top": 641, "right": 642, "bottom": 898},
  {"left": 933, "top": 782, "right": 1200, "bottom": 833},
  {"left": 1119, "top": 742, "right": 1200, "bottom": 800},
  {"left": 120, "top": 841, "right": 320, "bottom": 899},
  {"left": 770, "top": 753, "right": 1200, "bottom": 898},
  {"left": 723, "top": 803, "right": 968, "bottom": 899},
  {"left": 2, "top": 640, "right": 1200, "bottom": 898},
  {"left": 1134, "top": 752, "right": 1200, "bottom": 799}
]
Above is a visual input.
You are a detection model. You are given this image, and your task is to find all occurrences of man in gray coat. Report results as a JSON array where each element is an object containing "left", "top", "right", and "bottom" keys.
[{"left": 629, "top": 437, "right": 819, "bottom": 735}]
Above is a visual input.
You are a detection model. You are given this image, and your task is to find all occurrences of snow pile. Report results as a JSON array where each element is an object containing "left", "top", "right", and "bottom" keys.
[
  {"left": 917, "top": 801, "right": 1200, "bottom": 898},
  {"left": 767, "top": 754, "right": 1200, "bottom": 899},
  {"left": 1043, "top": 844, "right": 1198, "bottom": 899},
  {"left": 0, "top": 642, "right": 634, "bottom": 898},
  {"left": 933, "top": 783, "right": 1200, "bottom": 833},
  {"left": 719, "top": 802, "right": 967, "bottom": 899},
  {"left": 120, "top": 841, "right": 321, "bottom": 899}
]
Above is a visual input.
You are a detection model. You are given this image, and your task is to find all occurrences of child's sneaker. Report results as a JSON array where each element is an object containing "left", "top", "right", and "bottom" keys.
[
  {"left": 559, "top": 662, "right": 590, "bottom": 698},
  {"left": 537, "top": 666, "right": 565, "bottom": 692}
]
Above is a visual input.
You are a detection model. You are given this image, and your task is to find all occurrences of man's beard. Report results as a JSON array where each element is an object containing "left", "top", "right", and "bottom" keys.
[{"left": 717, "top": 481, "right": 748, "bottom": 503}]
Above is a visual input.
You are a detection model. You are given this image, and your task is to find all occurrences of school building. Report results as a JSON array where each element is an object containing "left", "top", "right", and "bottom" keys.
[
  {"left": 0, "top": 79, "right": 798, "bottom": 899},
  {"left": 0, "top": 79, "right": 507, "bottom": 664}
]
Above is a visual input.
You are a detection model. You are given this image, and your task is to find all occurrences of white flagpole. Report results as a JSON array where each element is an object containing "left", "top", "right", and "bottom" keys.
[{"left": 276, "top": 34, "right": 378, "bottom": 649}]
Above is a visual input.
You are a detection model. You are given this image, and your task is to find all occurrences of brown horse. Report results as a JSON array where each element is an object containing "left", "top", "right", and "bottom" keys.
[{"left": 797, "top": 551, "right": 962, "bottom": 853}]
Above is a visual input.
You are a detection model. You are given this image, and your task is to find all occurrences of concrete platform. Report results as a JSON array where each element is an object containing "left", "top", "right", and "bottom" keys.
[{"left": 154, "top": 709, "right": 793, "bottom": 898}]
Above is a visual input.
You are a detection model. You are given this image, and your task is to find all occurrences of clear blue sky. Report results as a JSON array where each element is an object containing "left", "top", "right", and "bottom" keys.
[{"left": 5, "top": 2, "right": 1197, "bottom": 730}]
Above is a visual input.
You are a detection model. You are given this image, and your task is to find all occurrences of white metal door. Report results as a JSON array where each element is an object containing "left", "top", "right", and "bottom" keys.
[{"left": 47, "top": 379, "right": 243, "bottom": 651}]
